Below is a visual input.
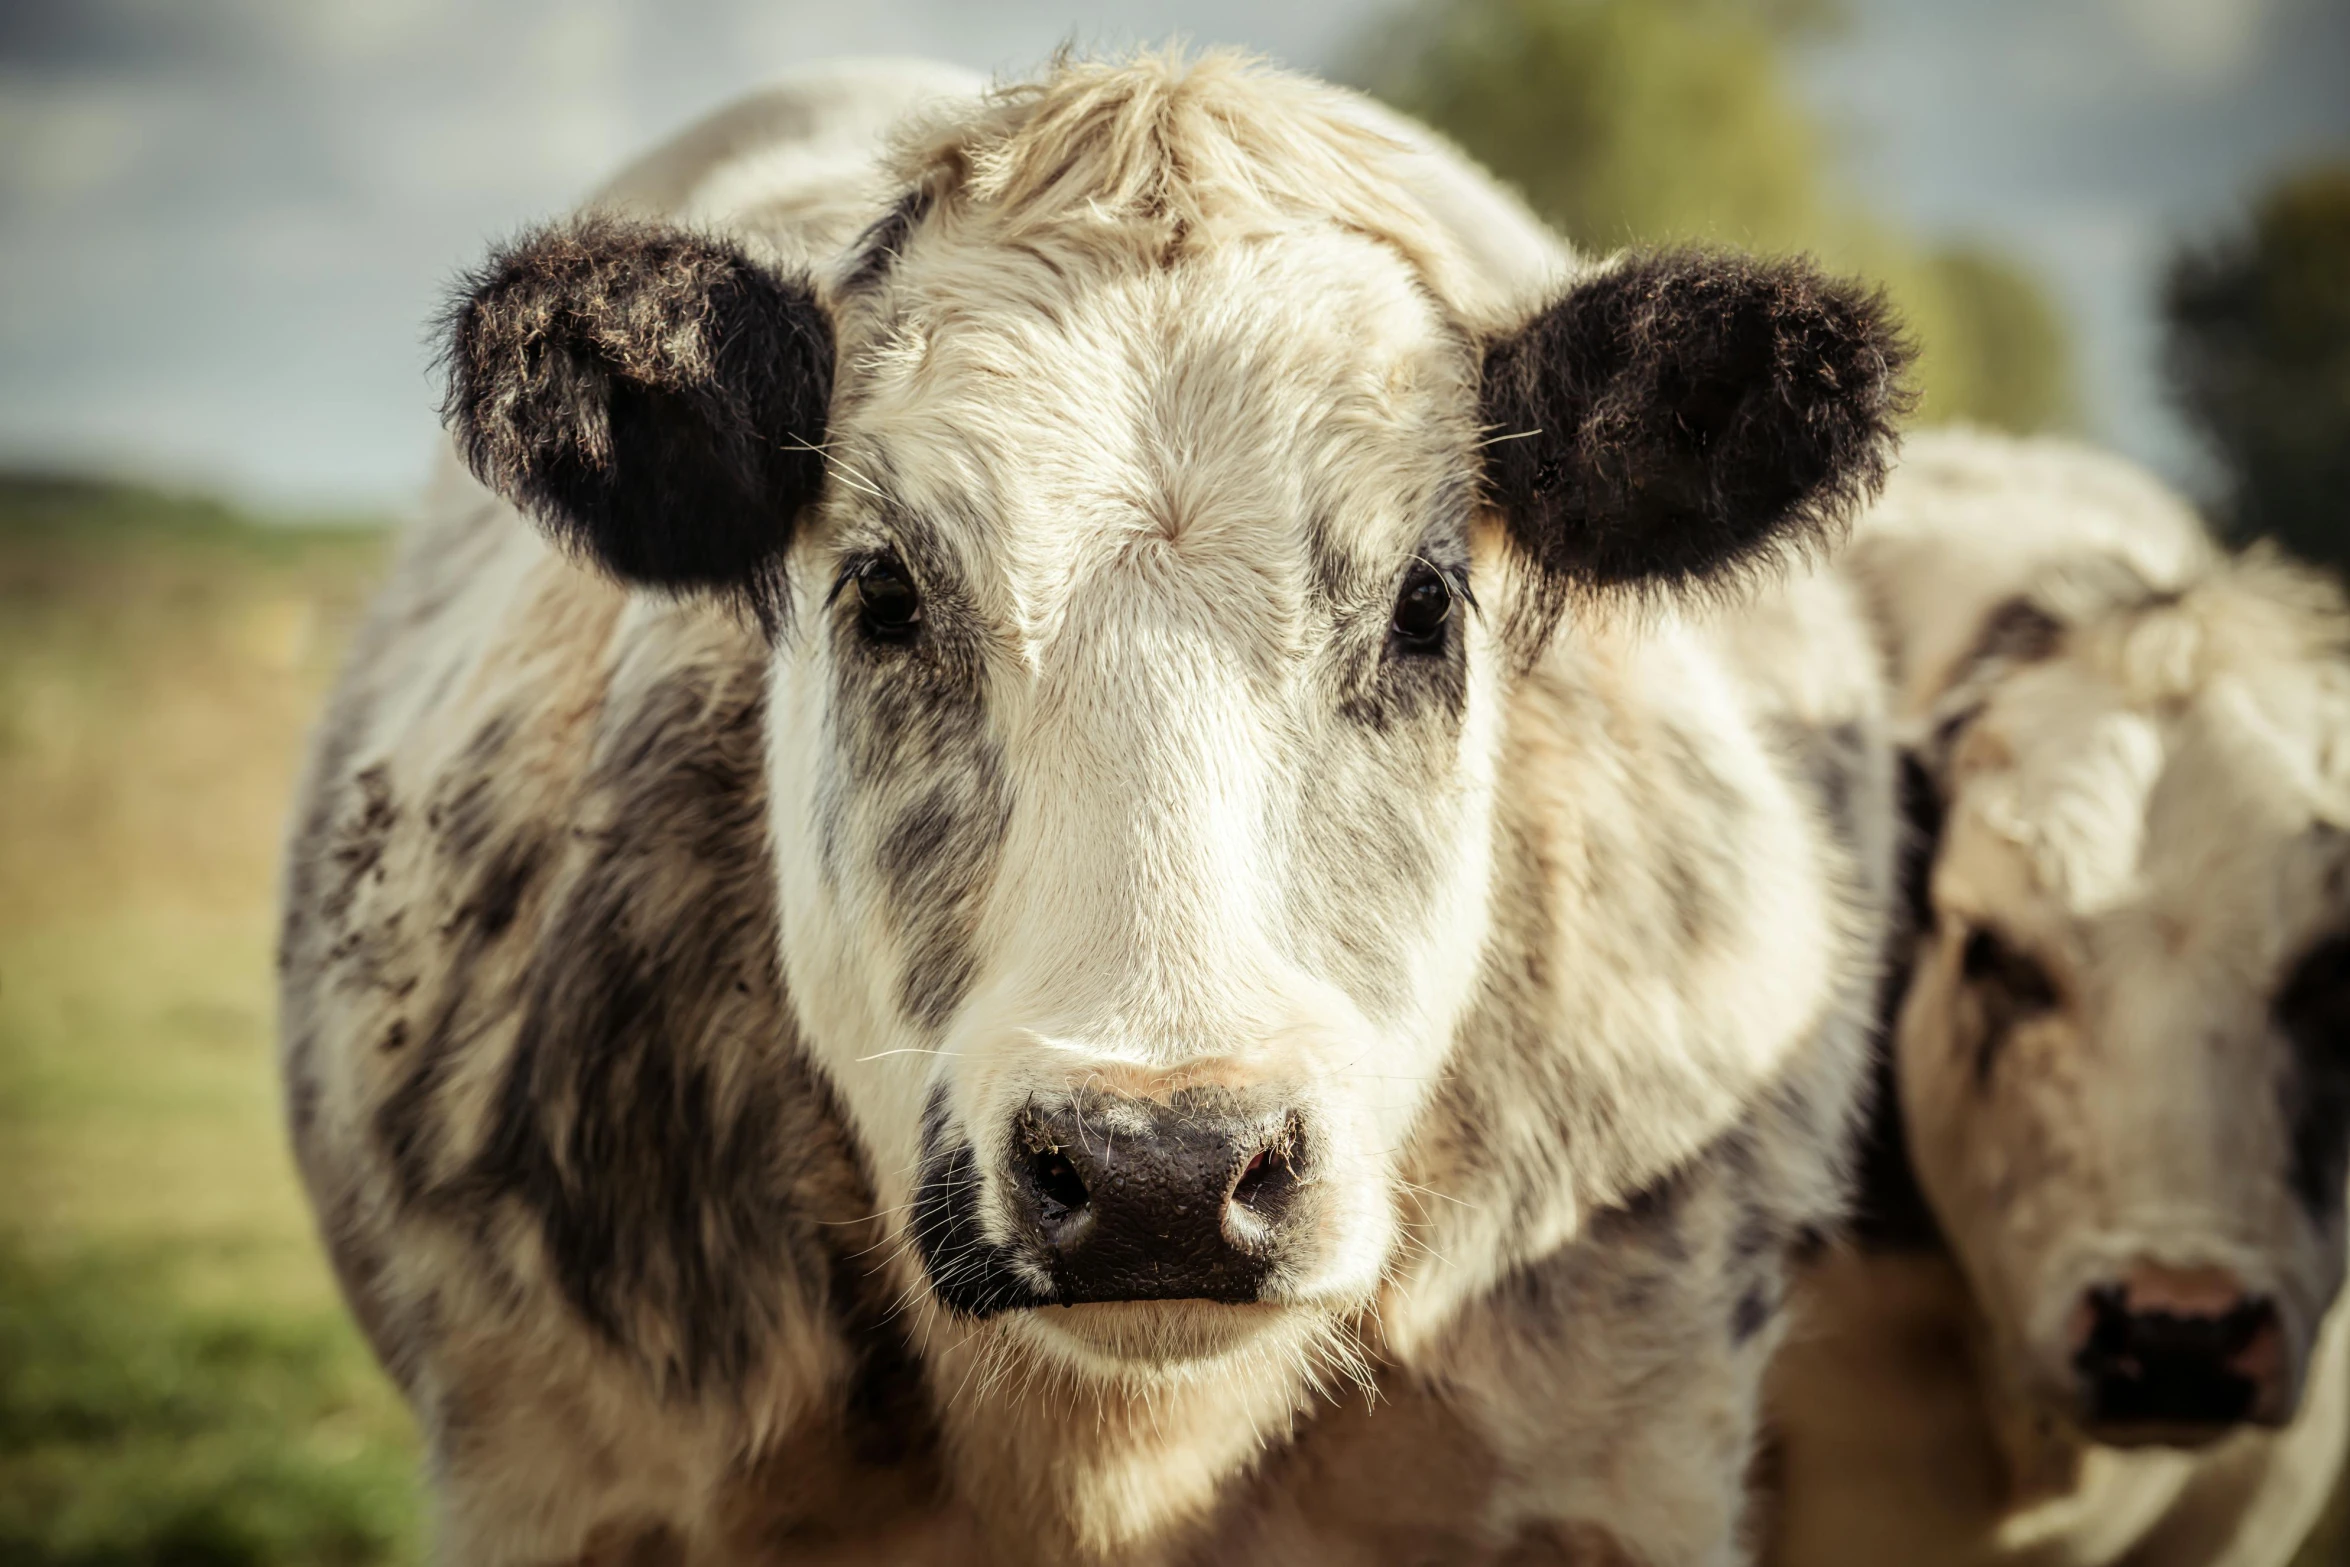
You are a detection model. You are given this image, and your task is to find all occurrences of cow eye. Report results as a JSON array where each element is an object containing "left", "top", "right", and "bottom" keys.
[
  {"left": 855, "top": 557, "right": 921, "bottom": 642},
  {"left": 2277, "top": 933, "right": 2350, "bottom": 1041},
  {"left": 1390, "top": 562, "right": 1454, "bottom": 653},
  {"left": 1960, "top": 925, "right": 2059, "bottom": 1014}
]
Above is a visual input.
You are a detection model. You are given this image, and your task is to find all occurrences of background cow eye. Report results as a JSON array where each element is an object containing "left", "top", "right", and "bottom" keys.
[
  {"left": 2277, "top": 934, "right": 2350, "bottom": 1041},
  {"left": 856, "top": 558, "right": 921, "bottom": 642},
  {"left": 1390, "top": 563, "right": 1453, "bottom": 652},
  {"left": 1960, "top": 925, "right": 2059, "bottom": 1014}
]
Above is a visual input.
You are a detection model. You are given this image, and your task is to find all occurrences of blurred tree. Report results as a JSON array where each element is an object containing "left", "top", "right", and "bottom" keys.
[
  {"left": 2165, "top": 164, "right": 2350, "bottom": 568},
  {"left": 1356, "top": 0, "right": 1828, "bottom": 251},
  {"left": 1349, "top": 0, "right": 2077, "bottom": 435},
  {"left": 1920, "top": 245, "right": 2079, "bottom": 432}
]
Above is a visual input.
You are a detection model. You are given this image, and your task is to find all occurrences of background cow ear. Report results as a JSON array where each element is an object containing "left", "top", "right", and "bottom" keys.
[
  {"left": 1479, "top": 249, "right": 1912, "bottom": 626},
  {"left": 440, "top": 217, "right": 834, "bottom": 619}
]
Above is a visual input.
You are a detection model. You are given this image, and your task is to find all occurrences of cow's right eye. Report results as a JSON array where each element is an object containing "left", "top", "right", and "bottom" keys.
[
  {"left": 1960, "top": 925, "right": 2058, "bottom": 1015},
  {"left": 855, "top": 558, "right": 921, "bottom": 643}
]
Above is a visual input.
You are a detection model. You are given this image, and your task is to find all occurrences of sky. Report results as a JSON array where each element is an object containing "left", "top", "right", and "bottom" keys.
[{"left": 0, "top": 0, "right": 2344, "bottom": 512}]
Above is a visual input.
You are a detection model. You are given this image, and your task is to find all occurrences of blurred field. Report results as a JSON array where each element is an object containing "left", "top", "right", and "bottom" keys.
[{"left": 0, "top": 477, "right": 418, "bottom": 1565}]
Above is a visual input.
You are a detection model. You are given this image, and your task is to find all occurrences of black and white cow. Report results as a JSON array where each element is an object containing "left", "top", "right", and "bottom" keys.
[
  {"left": 1766, "top": 429, "right": 2350, "bottom": 1566},
  {"left": 280, "top": 53, "right": 1907, "bottom": 1565}
]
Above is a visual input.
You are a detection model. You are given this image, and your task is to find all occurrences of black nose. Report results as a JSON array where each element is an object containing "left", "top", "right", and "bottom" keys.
[
  {"left": 1011, "top": 1090, "right": 1309, "bottom": 1305},
  {"left": 2073, "top": 1282, "right": 2283, "bottom": 1433}
]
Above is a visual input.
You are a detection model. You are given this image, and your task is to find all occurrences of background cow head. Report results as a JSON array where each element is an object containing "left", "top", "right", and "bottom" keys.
[
  {"left": 1897, "top": 548, "right": 2350, "bottom": 1446},
  {"left": 438, "top": 55, "right": 1904, "bottom": 1395}
]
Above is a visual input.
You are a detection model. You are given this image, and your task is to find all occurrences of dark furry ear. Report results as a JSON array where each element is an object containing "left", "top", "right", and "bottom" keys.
[
  {"left": 1479, "top": 249, "right": 1911, "bottom": 619},
  {"left": 440, "top": 218, "right": 834, "bottom": 616}
]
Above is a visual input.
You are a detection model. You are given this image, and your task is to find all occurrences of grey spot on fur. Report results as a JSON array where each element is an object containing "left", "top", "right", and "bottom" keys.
[
  {"left": 1731, "top": 1281, "right": 1776, "bottom": 1344},
  {"left": 1776, "top": 717, "right": 1873, "bottom": 863},
  {"left": 880, "top": 773, "right": 1011, "bottom": 1029},
  {"left": 321, "top": 764, "right": 399, "bottom": 930},
  {"left": 825, "top": 505, "right": 1013, "bottom": 1033}
]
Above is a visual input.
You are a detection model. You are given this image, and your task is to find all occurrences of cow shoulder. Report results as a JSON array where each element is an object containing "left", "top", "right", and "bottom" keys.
[{"left": 279, "top": 469, "right": 917, "bottom": 1531}]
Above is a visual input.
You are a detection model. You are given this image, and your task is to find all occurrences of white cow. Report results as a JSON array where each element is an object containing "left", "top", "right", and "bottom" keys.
[
  {"left": 1768, "top": 428, "right": 2350, "bottom": 1567},
  {"left": 281, "top": 52, "right": 1907, "bottom": 1564}
]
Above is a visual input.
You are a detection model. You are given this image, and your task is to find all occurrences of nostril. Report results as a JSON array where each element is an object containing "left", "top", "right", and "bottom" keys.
[
  {"left": 2221, "top": 1298, "right": 2276, "bottom": 1347},
  {"left": 1028, "top": 1147, "right": 1090, "bottom": 1222},
  {"left": 2074, "top": 1276, "right": 2285, "bottom": 1431},
  {"left": 1227, "top": 1143, "right": 1297, "bottom": 1215},
  {"left": 1231, "top": 1149, "right": 1274, "bottom": 1209}
]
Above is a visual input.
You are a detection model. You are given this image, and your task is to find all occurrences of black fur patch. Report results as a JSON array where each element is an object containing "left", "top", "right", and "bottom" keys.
[
  {"left": 876, "top": 773, "right": 1008, "bottom": 1031},
  {"left": 1478, "top": 249, "right": 1910, "bottom": 632},
  {"left": 1847, "top": 748, "right": 1948, "bottom": 1253},
  {"left": 1895, "top": 750, "right": 1943, "bottom": 939},
  {"left": 839, "top": 188, "right": 934, "bottom": 294},
  {"left": 440, "top": 218, "right": 835, "bottom": 620},
  {"left": 909, "top": 1089, "right": 1052, "bottom": 1318},
  {"left": 455, "top": 666, "right": 850, "bottom": 1393},
  {"left": 1847, "top": 1039, "right": 1943, "bottom": 1252},
  {"left": 2273, "top": 931, "right": 2350, "bottom": 1224},
  {"left": 356, "top": 648, "right": 878, "bottom": 1397}
]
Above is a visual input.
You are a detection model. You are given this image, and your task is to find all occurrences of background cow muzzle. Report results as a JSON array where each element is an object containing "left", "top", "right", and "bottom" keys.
[
  {"left": 2065, "top": 1261, "right": 2292, "bottom": 1443},
  {"left": 912, "top": 1085, "right": 1318, "bottom": 1317}
]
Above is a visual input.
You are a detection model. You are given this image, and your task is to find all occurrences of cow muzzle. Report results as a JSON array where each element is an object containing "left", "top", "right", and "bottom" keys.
[
  {"left": 911, "top": 1085, "right": 1322, "bottom": 1319},
  {"left": 2064, "top": 1262, "right": 2293, "bottom": 1445},
  {"left": 1014, "top": 1093, "right": 1308, "bottom": 1305}
]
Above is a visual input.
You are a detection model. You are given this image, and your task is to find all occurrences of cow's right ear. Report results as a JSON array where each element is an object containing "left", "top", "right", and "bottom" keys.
[{"left": 440, "top": 218, "right": 835, "bottom": 613}]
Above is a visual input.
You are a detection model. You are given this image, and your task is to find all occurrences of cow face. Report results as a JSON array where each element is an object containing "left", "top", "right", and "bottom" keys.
[
  {"left": 1900, "top": 558, "right": 2350, "bottom": 1446},
  {"left": 440, "top": 58, "right": 1904, "bottom": 1386}
]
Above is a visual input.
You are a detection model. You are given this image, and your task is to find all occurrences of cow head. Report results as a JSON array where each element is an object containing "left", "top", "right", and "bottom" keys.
[
  {"left": 1898, "top": 552, "right": 2350, "bottom": 1447},
  {"left": 439, "top": 57, "right": 1904, "bottom": 1397}
]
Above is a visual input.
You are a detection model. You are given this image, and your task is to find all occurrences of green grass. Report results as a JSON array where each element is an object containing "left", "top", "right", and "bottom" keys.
[
  {"left": 0, "top": 1241, "right": 418, "bottom": 1567},
  {"left": 0, "top": 476, "right": 420, "bottom": 1566}
]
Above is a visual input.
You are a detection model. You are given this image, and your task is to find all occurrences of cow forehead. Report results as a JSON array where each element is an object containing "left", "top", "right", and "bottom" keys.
[
  {"left": 1944, "top": 666, "right": 2164, "bottom": 918},
  {"left": 830, "top": 228, "right": 1477, "bottom": 637},
  {"left": 1949, "top": 664, "right": 2350, "bottom": 952}
]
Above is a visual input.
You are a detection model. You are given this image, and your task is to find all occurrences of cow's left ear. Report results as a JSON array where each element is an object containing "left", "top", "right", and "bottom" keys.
[
  {"left": 440, "top": 217, "right": 835, "bottom": 618},
  {"left": 1479, "top": 249, "right": 1911, "bottom": 617}
]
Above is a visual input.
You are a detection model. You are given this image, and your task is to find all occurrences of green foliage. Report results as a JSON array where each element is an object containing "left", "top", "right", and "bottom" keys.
[
  {"left": 2166, "top": 163, "right": 2350, "bottom": 570},
  {"left": 1915, "top": 244, "right": 2079, "bottom": 433},
  {"left": 1357, "top": 0, "right": 1827, "bottom": 252},
  {"left": 1348, "top": 0, "right": 2077, "bottom": 436}
]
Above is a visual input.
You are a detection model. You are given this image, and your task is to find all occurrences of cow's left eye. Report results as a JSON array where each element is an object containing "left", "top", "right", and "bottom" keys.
[
  {"left": 1390, "top": 563, "right": 1453, "bottom": 653},
  {"left": 1960, "top": 925, "right": 2058, "bottom": 1015},
  {"left": 855, "top": 558, "right": 921, "bottom": 642}
]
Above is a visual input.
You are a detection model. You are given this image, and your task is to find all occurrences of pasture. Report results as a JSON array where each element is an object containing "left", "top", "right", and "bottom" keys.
[{"left": 0, "top": 478, "right": 417, "bottom": 1566}]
